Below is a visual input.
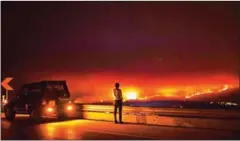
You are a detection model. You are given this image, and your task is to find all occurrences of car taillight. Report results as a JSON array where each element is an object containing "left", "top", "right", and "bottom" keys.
[
  {"left": 47, "top": 107, "right": 53, "bottom": 112},
  {"left": 66, "top": 105, "right": 73, "bottom": 111}
]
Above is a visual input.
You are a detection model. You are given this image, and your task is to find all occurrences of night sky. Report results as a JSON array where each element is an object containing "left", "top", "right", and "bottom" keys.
[{"left": 1, "top": 2, "right": 239, "bottom": 101}]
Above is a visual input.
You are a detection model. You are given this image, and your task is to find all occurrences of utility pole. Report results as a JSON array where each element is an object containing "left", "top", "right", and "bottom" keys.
[{"left": 6, "top": 90, "right": 8, "bottom": 101}]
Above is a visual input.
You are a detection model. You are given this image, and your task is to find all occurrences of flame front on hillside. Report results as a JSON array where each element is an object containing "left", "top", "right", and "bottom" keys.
[{"left": 184, "top": 84, "right": 236, "bottom": 99}]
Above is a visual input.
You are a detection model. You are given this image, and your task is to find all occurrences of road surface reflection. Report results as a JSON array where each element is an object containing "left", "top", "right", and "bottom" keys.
[
  {"left": 41, "top": 121, "right": 77, "bottom": 139},
  {"left": 1, "top": 114, "right": 239, "bottom": 140}
]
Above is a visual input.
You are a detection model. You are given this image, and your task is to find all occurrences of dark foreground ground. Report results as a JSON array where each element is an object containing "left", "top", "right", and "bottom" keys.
[{"left": 1, "top": 114, "right": 240, "bottom": 140}]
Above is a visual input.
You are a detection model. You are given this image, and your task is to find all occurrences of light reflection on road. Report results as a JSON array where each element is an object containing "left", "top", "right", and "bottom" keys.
[
  {"left": 46, "top": 125, "right": 55, "bottom": 139},
  {"left": 2, "top": 114, "right": 239, "bottom": 140},
  {"left": 38, "top": 120, "right": 79, "bottom": 140}
]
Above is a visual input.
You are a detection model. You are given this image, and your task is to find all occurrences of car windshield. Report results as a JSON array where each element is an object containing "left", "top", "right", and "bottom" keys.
[{"left": 46, "top": 83, "right": 70, "bottom": 98}]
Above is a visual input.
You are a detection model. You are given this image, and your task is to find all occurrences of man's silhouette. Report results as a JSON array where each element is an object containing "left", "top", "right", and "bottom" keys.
[{"left": 113, "top": 82, "right": 123, "bottom": 124}]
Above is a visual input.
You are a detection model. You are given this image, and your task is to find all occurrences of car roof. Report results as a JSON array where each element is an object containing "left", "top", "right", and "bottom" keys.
[{"left": 22, "top": 80, "right": 66, "bottom": 87}]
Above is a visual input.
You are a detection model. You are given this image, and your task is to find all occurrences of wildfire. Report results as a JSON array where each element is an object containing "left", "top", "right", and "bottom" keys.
[
  {"left": 123, "top": 87, "right": 139, "bottom": 100},
  {"left": 185, "top": 84, "right": 233, "bottom": 99},
  {"left": 185, "top": 92, "right": 203, "bottom": 99},
  {"left": 219, "top": 84, "right": 229, "bottom": 92},
  {"left": 128, "top": 84, "right": 237, "bottom": 100},
  {"left": 126, "top": 92, "right": 137, "bottom": 100},
  {"left": 76, "top": 82, "right": 237, "bottom": 102}
]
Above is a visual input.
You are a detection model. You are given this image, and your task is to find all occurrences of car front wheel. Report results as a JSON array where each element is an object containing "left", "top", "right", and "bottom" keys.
[{"left": 4, "top": 107, "right": 16, "bottom": 121}]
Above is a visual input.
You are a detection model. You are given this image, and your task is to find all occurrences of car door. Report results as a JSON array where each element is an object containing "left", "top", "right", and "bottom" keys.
[{"left": 15, "top": 87, "right": 29, "bottom": 113}]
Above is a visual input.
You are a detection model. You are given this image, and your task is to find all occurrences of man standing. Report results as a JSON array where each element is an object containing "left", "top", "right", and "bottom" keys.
[{"left": 113, "top": 82, "right": 123, "bottom": 124}]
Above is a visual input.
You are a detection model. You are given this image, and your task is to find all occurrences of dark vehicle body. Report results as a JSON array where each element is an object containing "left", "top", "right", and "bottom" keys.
[{"left": 4, "top": 80, "right": 74, "bottom": 121}]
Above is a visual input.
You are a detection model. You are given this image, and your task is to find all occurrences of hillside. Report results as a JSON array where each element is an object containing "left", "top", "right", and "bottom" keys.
[{"left": 187, "top": 88, "right": 240, "bottom": 103}]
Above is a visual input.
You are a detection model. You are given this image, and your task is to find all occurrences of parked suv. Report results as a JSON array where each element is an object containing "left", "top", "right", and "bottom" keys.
[{"left": 4, "top": 80, "right": 74, "bottom": 121}]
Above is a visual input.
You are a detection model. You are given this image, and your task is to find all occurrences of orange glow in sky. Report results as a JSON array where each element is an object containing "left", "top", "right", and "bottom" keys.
[{"left": 27, "top": 72, "right": 239, "bottom": 103}]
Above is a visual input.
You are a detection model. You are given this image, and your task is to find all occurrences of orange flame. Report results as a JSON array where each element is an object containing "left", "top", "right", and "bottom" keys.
[{"left": 185, "top": 84, "right": 234, "bottom": 99}]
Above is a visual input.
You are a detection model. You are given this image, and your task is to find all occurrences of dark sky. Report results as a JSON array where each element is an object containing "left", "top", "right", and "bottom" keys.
[{"left": 1, "top": 2, "right": 239, "bottom": 100}]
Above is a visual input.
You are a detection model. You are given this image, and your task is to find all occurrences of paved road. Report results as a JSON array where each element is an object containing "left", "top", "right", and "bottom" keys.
[{"left": 1, "top": 114, "right": 240, "bottom": 140}]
